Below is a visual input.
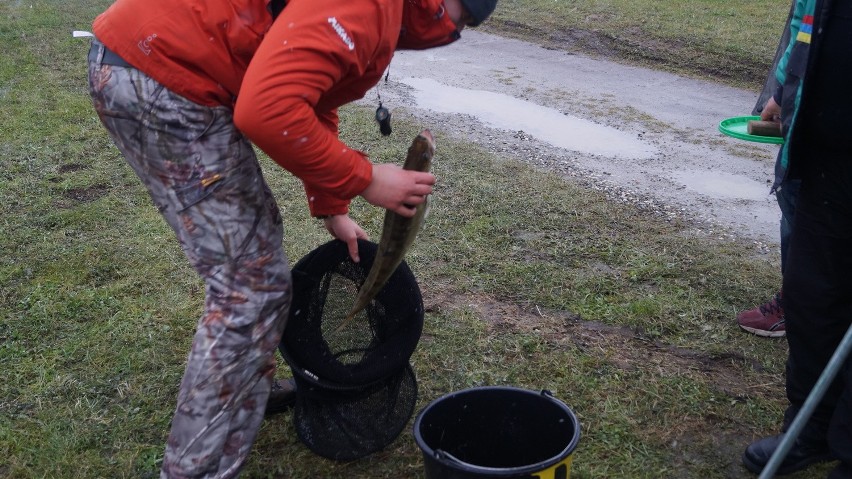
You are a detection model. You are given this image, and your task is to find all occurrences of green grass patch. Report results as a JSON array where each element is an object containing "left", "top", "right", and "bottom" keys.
[{"left": 485, "top": 0, "right": 790, "bottom": 88}]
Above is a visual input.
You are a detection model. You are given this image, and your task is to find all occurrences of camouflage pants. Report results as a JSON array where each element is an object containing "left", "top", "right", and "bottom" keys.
[{"left": 87, "top": 41, "right": 291, "bottom": 478}]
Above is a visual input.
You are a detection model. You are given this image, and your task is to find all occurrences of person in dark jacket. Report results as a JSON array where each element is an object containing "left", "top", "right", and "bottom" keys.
[
  {"left": 742, "top": 0, "right": 852, "bottom": 477},
  {"left": 735, "top": 0, "right": 797, "bottom": 339}
]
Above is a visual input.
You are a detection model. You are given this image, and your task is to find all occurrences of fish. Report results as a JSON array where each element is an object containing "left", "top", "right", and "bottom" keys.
[{"left": 337, "top": 129, "right": 435, "bottom": 331}]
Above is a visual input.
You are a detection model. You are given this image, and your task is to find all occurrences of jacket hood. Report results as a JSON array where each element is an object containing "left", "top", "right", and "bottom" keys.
[{"left": 396, "top": 0, "right": 461, "bottom": 50}]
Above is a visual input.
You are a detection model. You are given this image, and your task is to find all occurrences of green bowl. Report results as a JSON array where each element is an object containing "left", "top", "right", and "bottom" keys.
[{"left": 719, "top": 115, "right": 784, "bottom": 144}]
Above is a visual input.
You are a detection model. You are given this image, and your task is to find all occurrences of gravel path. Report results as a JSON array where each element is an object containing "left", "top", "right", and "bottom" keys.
[{"left": 360, "top": 30, "right": 782, "bottom": 253}]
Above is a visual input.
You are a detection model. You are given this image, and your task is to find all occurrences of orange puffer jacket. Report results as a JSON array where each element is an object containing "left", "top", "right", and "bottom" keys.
[{"left": 92, "top": 0, "right": 459, "bottom": 216}]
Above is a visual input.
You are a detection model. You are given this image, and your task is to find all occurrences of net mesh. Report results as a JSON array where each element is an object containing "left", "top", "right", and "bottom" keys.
[
  {"left": 279, "top": 239, "right": 423, "bottom": 460},
  {"left": 281, "top": 239, "right": 423, "bottom": 387},
  {"left": 292, "top": 364, "right": 418, "bottom": 461}
]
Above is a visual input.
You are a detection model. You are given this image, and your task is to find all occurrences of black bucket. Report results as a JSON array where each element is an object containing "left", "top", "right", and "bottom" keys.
[{"left": 413, "top": 387, "right": 580, "bottom": 479}]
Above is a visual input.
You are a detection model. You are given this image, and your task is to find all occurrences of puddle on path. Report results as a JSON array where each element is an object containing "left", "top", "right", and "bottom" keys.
[
  {"left": 669, "top": 170, "right": 771, "bottom": 201},
  {"left": 400, "top": 77, "right": 656, "bottom": 160}
]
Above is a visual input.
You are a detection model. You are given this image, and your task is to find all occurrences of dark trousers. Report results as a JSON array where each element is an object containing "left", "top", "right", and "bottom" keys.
[
  {"left": 782, "top": 150, "right": 852, "bottom": 467},
  {"left": 776, "top": 178, "right": 800, "bottom": 274}
]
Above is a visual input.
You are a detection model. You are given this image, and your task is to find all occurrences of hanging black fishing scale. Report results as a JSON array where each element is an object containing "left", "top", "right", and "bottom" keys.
[
  {"left": 375, "top": 102, "right": 392, "bottom": 136},
  {"left": 374, "top": 68, "right": 392, "bottom": 136}
]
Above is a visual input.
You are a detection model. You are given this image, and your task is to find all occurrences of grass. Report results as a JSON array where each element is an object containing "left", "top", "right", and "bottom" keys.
[
  {"left": 485, "top": 0, "right": 791, "bottom": 88},
  {"left": 1, "top": 0, "right": 831, "bottom": 478}
]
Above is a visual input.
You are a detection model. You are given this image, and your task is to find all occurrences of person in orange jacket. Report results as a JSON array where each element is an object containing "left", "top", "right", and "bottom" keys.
[{"left": 86, "top": 0, "right": 497, "bottom": 476}]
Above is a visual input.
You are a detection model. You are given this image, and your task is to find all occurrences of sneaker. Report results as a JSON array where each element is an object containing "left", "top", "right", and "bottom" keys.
[
  {"left": 265, "top": 378, "right": 297, "bottom": 416},
  {"left": 742, "top": 433, "right": 833, "bottom": 475},
  {"left": 737, "top": 291, "right": 785, "bottom": 337}
]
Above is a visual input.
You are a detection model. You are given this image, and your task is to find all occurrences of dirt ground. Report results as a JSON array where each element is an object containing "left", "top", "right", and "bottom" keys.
[{"left": 361, "top": 30, "right": 783, "bottom": 254}]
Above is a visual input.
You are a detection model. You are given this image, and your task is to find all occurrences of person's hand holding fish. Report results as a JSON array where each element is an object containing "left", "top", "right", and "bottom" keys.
[
  {"left": 362, "top": 163, "right": 436, "bottom": 217},
  {"left": 322, "top": 156, "right": 435, "bottom": 263}
]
